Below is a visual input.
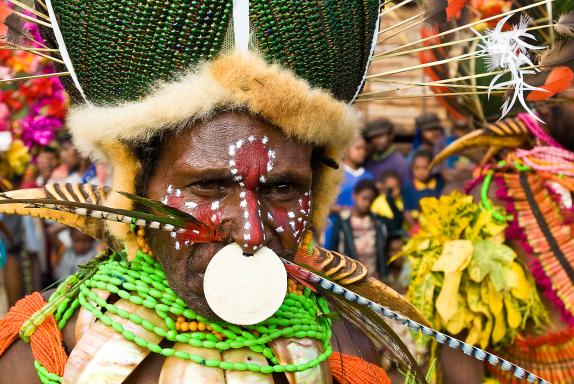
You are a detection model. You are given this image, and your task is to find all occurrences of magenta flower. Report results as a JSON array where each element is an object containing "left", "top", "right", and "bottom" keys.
[{"left": 20, "top": 114, "right": 62, "bottom": 147}]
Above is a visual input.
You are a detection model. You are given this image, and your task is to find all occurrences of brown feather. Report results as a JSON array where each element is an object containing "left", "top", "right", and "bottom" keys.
[
  {"left": 539, "top": 39, "right": 574, "bottom": 71},
  {"left": 555, "top": 12, "right": 574, "bottom": 36}
]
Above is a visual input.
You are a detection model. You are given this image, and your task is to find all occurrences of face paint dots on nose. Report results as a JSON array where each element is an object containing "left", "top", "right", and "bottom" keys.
[{"left": 228, "top": 136, "right": 275, "bottom": 251}]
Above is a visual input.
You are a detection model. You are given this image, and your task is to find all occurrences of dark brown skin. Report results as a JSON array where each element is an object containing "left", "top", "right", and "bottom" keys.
[
  {"left": 146, "top": 112, "right": 313, "bottom": 318},
  {"left": 0, "top": 112, "right": 378, "bottom": 383}
]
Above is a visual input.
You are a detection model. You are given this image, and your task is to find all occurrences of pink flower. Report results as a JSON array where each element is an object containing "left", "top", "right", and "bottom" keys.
[
  {"left": 0, "top": 103, "right": 10, "bottom": 131},
  {"left": 20, "top": 114, "right": 62, "bottom": 147}
]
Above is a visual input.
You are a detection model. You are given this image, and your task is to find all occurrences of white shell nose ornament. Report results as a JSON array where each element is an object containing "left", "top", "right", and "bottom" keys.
[{"left": 203, "top": 243, "right": 287, "bottom": 325}]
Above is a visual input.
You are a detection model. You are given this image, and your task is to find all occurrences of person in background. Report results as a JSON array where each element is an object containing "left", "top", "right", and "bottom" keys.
[
  {"left": 327, "top": 180, "right": 389, "bottom": 279},
  {"left": 403, "top": 149, "right": 444, "bottom": 227},
  {"left": 49, "top": 134, "right": 97, "bottom": 184},
  {"left": 20, "top": 146, "right": 60, "bottom": 189},
  {"left": 333, "top": 136, "right": 374, "bottom": 212},
  {"left": 364, "top": 118, "right": 409, "bottom": 186},
  {"left": 323, "top": 136, "right": 373, "bottom": 244},
  {"left": 371, "top": 170, "right": 404, "bottom": 226},
  {"left": 48, "top": 225, "right": 98, "bottom": 281},
  {"left": 408, "top": 112, "right": 446, "bottom": 166},
  {"left": 35, "top": 146, "right": 59, "bottom": 187},
  {"left": 0, "top": 214, "right": 41, "bottom": 305}
]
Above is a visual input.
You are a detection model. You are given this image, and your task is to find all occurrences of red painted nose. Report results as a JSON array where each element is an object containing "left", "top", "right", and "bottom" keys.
[{"left": 237, "top": 190, "right": 265, "bottom": 252}]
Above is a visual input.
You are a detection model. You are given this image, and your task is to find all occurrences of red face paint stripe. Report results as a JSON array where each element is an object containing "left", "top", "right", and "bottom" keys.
[
  {"left": 234, "top": 140, "right": 269, "bottom": 189},
  {"left": 243, "top": 191, "right": 264, "bottom": 249}
]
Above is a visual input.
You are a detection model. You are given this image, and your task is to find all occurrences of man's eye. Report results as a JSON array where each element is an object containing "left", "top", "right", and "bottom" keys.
[
  {"left": 261, "top": 182, "right": 297, "bottom": 196},
  {"left": 188, "top": 180, "right": 226, "bottom": 192}
]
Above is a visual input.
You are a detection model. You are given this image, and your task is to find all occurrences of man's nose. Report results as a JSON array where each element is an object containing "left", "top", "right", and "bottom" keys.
[{"left": 225, "top": 191, "right": 267, "bottom": 253}]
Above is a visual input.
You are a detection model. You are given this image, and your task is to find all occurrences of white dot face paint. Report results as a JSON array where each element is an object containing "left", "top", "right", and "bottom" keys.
[
  {"left": 227, "top": 134, "right": 277, "bottom": 251},
  {"left": 184, "top": 201, "right": 197, "bottom": 209}
]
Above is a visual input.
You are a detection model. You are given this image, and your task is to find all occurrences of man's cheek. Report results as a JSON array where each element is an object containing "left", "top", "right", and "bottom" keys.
[{"left": 268, "top": 193, "right": 311, "bottom": 243}]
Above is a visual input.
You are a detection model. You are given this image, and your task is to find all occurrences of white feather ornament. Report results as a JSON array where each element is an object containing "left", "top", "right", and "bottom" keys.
[{"left": 473, "top": 14, "right": 546, "bottom": 121}]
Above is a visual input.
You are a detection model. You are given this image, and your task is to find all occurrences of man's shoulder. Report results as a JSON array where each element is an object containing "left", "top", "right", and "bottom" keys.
[{"left": 0, "top": 336, "right": 41, "bottom": 383}]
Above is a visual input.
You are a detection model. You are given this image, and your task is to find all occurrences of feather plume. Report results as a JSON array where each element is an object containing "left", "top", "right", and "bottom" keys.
[
  {"left": 555, "top": 12, "right": 574, "bottom": 36},
  {"left": 0, "top": 189, "right": 223, "bottom": 244},
  {"left": 539, "top": 39, "right": 574, "bottom": 70}
]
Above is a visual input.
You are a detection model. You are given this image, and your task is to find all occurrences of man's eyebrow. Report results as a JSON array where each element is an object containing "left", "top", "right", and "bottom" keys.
[
  {"left": 264, "top": 170, "right": 311, "bottom": 184},
  {"left": 174, "top": 167, "right": 232, "bottom": 180}
]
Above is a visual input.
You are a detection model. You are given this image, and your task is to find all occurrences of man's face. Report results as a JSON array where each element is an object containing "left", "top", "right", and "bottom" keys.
[
  {"left": 370, "top": 132, "right": 392, "bottom": 152},
  {"left": 146, "top": 112, "right": 313, "bottom": 318}
]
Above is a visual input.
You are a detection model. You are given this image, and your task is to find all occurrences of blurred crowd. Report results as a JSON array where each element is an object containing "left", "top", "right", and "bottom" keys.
[
  {"left": 0, "top": 134, "right": 108, "bottom": 314},
  {"left": 323, "top": 112, "right": 476, "bottom": 295}
]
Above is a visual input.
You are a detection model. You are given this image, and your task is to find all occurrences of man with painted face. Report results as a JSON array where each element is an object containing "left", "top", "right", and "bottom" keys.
[
  {"left": 0, "top": 2, "right": 435, "bottom": 383},
  {"left": 0, "top": 1, "right": 557, "bottom": 383}
]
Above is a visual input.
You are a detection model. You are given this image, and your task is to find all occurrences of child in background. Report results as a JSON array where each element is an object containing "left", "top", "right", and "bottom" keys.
[
  {"left": 371, "top": 170, "right": 404, "bottom": 221},
  {"left": 408, "top": 112, "right": 446, "bottom": 166},
  {"left": 49, "top": 225, "right": 98, "bottom": 281},
  {"left": 324, "top": 136, "right": 373, "bottom": 244},
  {"left": 327, "top": 180, "right": 390, "bottom": 279},
  {"left": 403, "top": 149, "right": 444, "bottom": 226},
  {"left": 333, "top": 136, "right": 374, "bottom": 211},
  {"left": 383, "top": 231, "right": 408, "bottom": 293}
]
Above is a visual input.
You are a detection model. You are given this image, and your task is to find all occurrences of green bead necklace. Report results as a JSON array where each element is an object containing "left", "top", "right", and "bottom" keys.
[{"left": 32, "top": 250, "right": 333, "bottom": 383}]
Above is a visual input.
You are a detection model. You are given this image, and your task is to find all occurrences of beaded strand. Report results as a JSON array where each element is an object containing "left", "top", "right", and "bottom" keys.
[{"left": 32, "top": 250, "right": 333, "bottom": 382}]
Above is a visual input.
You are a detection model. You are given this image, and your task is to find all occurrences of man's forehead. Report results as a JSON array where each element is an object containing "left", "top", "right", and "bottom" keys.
[
  {"left": 189, "top": 112, "right": 296, "bottom": 147},
  {"left": 165, "top": 112, "right": 312, "bottom": 169}
]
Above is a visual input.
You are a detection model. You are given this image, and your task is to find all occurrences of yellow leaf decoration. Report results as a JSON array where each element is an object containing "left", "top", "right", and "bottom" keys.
[
  {"left": 436, "top": 271, "right": 463, "bottom": 323},
  {"left": 432, "top": 240, "right": 473, "bottom": 274},
  {"left": 405, "top": 192, "right": 548, "bottom": 349},
  {"left": 504, "top": 294, "right": 522, "bottom": 329},
  {"left": 509, "top": 262, "right": 531, "bottom": 301}
]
